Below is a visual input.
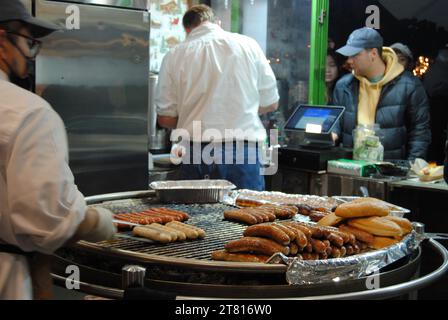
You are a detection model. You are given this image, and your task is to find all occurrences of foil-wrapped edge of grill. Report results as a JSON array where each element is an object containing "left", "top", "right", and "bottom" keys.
[{"left": 270, "top": 231, "right": 424, "bottom": 285}]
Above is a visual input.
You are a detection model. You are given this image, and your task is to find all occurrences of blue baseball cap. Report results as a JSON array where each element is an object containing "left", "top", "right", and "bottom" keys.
[
  {"left": 336, "top": 27, "right": 383, "bottom": 57},
  {"left": 0, "top": 0, "right": 59, "bottom": 38}
]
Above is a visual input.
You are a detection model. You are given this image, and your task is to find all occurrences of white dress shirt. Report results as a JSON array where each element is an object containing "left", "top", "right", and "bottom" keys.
[
  {"left": 156, "top": 22, "right": 279, "bottom": 143},
  {"left": 0, "top": 69, "right": 86, "bottom": 299}
]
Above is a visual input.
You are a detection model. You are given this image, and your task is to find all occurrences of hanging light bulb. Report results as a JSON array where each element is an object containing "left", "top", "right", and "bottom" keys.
[{"left": 224, "top": 0, "right": 229, "bottom": 10}]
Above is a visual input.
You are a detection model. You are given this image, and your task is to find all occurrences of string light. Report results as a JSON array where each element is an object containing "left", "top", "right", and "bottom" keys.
[{"left": 413, "top": 56, "right": 430, "bottom": 78}]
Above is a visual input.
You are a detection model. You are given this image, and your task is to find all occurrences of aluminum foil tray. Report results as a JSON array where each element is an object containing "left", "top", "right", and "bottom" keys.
[
  {"left": 267, "top": 231, "right": 423, "bottom": 285},
  {"left": 332, "top": 196, "right": 410, "bottom": 217},
  {"left": 150, "top": 180, "right": 236, "bottom": 204}
]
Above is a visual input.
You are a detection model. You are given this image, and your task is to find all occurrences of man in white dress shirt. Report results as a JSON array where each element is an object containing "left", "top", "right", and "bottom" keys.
[{"left": 156, "top": 4, "right": 279, "bottom": 190}]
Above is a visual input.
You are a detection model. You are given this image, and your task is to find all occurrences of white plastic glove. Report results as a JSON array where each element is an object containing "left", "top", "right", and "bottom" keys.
[{"left": 79, "top": 207, "right": 117, "bottom": 242}]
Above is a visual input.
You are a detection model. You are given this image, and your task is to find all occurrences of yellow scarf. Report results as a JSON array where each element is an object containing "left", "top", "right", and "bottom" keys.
[{"left": 355, "top": 47, "right": 404, "bottom": 125}]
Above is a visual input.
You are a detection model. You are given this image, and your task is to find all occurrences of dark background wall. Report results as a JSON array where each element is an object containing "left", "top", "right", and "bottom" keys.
[{"left": 329, "top": 0, "right": 448, "bottom": 59}]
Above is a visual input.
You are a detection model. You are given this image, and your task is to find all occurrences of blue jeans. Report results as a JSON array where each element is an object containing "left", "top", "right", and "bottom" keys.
[{"left": 179, "top": 142, "right": 265, "bottom": 191}]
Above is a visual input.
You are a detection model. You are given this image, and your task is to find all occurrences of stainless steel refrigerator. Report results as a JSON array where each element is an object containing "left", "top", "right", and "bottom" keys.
[{"left": 35, "top": 0, "right": 150, "bottom": 196}]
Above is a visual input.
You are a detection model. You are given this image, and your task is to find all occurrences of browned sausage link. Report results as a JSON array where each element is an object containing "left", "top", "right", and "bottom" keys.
[
  {"left": 211, "top": 250, "right": 269, "bottom": 263},
  {"left": 130, "top": 212, "right": 163, "bottom": 224},
  {"left": 225, "top": 237, "right": 290, "bottom": 256},
  {"left": 340, "top": 246, "right": 347, "bottom": 257},
  {"left": 327, "top": 229, "right": 352, "bottom": 244},
  {"left": 247, "top": 208, "right": 269, "bottom": 222},
  {"left": 140, "top": 211, "right": 178, "bottom": 223},
  {"left": 296, "top": 223, "right": 325, "bottom": 238},
  {"left": 283, "top": 222, "right": 313, "bottom": 240},
  {"left": 243, "top": 224, "right": 291, "bottom": 246},
  {"left": 327, "top": 232, "right": 344, "bottom": 247},
  {"left": 319, "top": 252, "right": 328, "bottom": 260},
  {"left": 118, "top": 213, "right": 149, "bottom": 225},
  {"left": 325, "top": 245, "right": 333, "bottom": 256},
  {"left": 345, "top": 245, "right": 355, "bottom": 256},
  {"left": 257, "top": 208, "right": 276, "bottom": 222},
  {"left": 356, "top": 241, "right": 369, "bottom": 251},
  {"left": 141, "top": 212, "right": 175, "bottom": 224},
  {"left": 245, "top": 210, "right": 265, "bottom": 224},
  {"left": 305, "top": 242, "right": 313, "bottom": 253},
  {"left": 293, "top": 229, "right": 308, "bottom": 249},
  {"left": 309, "top": 211, "right": 327, "bottom": 222},
  {"left": 273, "top": 223, "right": 296, "bottom": 241},
  {"left": 284, "top": 205, "right": 299, "bottom": 215},
  {"left": 149, "top": 208, "right": 186, "bottom": 221},
  {"left": 331, "top": 247, "right": 342, "bottom": 258},
  {"left": 224, "top": 211, "right": 258, "bottom": 225},
  {"left": 257, "top": 211, "right": 271, "bottom": 223},
  {"left": 352, "top": 244, "right": 361, "bottom": 255},
  {"left": 322, "top": 240, "right": 331, "bottom": 248},
  {"left": 338, "top": 224, "right": 375, "bottom": 244},
  {"left": 297, "top": 204, "right": 313, "bottom": 216},
  {"left": 302, "top": 253, "right": 320, "bottom": 260},
  {"left": 114, "top": 214, "right": 142, "bottom": 224},
  {"left": 133, "top": 213, "right": 164, "bottom": 224},
  {"left": 289, "top": 243, "right": 299, "bottom": 256},
  {"left": 310, "top": 238, "right": 327, "bottom": 254},
  {"left": 274, "top": 205, "right": 297, "bottom": 219},
  {"left": 235, "top": 198, "right": 264, "bottom": 207},
  {"left": 157, "top": 207, "right": 190, "bottom": 220}
]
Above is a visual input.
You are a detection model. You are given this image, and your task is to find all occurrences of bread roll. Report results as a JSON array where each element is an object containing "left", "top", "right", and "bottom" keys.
[
  {"left": 369, "top": 236, "right": 400, "bottom": 250},
  {"left": 383, "top": 216, "right": 413, "bottom": 234},
  {"left": 347, "top": 217, "right": 403, "bottom": 237},
  {"left": 335, "top": 198, "right": 390, "bottom": 218},
  {"left": 338, "top": 224, "right": 375, "bottom": 244},
  {"left": 317, "top": 212, "right": 345, "bottom": 227}
]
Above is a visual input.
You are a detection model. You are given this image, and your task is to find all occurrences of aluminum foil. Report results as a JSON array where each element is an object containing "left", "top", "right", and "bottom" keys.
[
  {"left": 150, "top": 180, "right": 236, "bottom": 204},
  {"left": 150, "top": 180, "right": 236, "bottom": 190},
  {"left": 268, "top": 232, "right": 424, "bottom": 285}
]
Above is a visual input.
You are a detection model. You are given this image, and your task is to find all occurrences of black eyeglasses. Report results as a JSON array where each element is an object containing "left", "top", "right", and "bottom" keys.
[{"left": 6, "top": 31, "right": 42, "bottom": 58}]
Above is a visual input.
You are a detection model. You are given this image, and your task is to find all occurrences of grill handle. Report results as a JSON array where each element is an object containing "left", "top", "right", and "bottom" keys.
[{"left": 122, "top": 265, "right": 146, "bottom": 289}]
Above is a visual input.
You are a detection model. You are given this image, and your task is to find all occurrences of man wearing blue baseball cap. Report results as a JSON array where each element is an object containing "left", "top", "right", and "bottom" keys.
[
  {"left": 332, "top": 27, "right": 431, "bottom": 160},
  {"left": 0, "top": 0, "right": 116, "bottom": 299}
]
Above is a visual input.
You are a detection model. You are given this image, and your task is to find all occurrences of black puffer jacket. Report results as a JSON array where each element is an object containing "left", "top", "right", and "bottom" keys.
[{"left": 332, "top": 71, "right": 431, "bottom": 160}]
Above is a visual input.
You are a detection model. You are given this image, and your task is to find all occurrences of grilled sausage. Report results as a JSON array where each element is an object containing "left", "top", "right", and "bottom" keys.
[
  {"left": 302, "top": 253, "right": 319, "bottom": 260},
  {"left": 165, "top": 221, "right": 199, "bottom": 240},
  {"left": 133, "top": 226, "right": 172, "bottom": 243},
  {"left": 211, "top": 250, "right": 269, "bottom": 263},
  {"left": 339, "top": 224, "right": 375, "bottom": 244},
  {"left": 327, "top": 232, "right": 344, "bottom": 247},
  {"left": 224, "top": 210, "right": 258, "bottom": 225},
  {"left": 289, "top": 243, "right": 299, "bottom": 256},
  {"left": 245, "top": 210, "right": 265, "bottom": 224},
  {"left": 310, "top": 238, "right": 327, "bottom": 254},
  {"left": 244, "top": 224, "right": 291, "bottom": 246},
  {"left": 225, "top": 237, "right": 290, "bottom": 256},
  {"left": 154, "top": 207, "right": 190, "bottom": 221},
  {"left": 331, "top": 247, "right": 342, "bottom": 258},
  {"left": 152, "top": 223, "right": 187, "bottom": 241},
  {"left": 283, "top": 222, "right": 312, "bottom": 240},
  {"left": 272, "top": 223, "right": 296, "bottom": 241},
  {"left": 145, "top": 223, "right": 178, "bottom": 242}
]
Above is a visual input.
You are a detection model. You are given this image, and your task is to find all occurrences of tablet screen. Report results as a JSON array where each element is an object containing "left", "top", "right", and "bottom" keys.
[{"left": 284, "top": 105, "right": 345, "bottom": 133}]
